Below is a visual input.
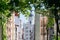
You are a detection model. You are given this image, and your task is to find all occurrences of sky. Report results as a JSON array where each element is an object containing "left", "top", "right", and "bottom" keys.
[{"left": 20, "top": 13, "right": 28, "bottom": 23}]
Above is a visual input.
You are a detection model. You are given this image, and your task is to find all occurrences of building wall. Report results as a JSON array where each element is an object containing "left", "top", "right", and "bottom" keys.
[
  {"left": 20, "top": 20, "right": 23, "bottom": 40},
  {"left": 15, "top": 14, "right": 23, "bottom": 40},
  {"left": 35, "top": 14, "right": 48, "bottom": 40},
  {"left": 30, "top": 25, "right": 34, "bottom": 40},
  {"left": 15, "top": 14, "right": 20, "bottom": 40},
  {"left": 23, "top": 22, "right": 31, "bottom": 40},
  {"left": 6, "top": 11, "right": 24, "bottom": 40},
  {"left": 23, "top": 22, "right": 34, "bottom": 40},
  {"left": 11, "top": 12, "right": 15, "bottom": 40},
  {"left": 40, "top": 15, "right": 48, "bottom": 40},
  {"left": 6, "top": 13, "right": 15, "bottom": 40}
]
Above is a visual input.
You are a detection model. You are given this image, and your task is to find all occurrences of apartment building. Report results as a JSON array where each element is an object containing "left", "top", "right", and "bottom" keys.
[
  {"left": 15, "top": 13, "right": 23, "bottom": 40},
  {"left": 6, "top": 12, "right": 15, "bottom": 40},
  {"left": 23, "top": 22, "right": 34, "bottom": 40},
  {"left": 23, "top": 13, "right": 35, "bottom": 40},
  {"left": 6, "top": 11, "right": 23, "bottom": 40},
  {"left": 40, "top": 15, "right": 48, "bottom": 40},
  {"left": 35, "top": 14, "right": 48, "bottom": 40},
  {"left": 15, "top": 13, "right": 20, "bottom": 40}
]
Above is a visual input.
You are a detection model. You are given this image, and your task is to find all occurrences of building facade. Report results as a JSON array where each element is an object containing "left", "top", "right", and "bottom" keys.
[
  {"left": 23, "top": 22, "right": 31, "bottom": 40},
  {"left": 6, "top": 12, "right": 15, "bottom": 40},
  {"left": 23, "top": 22, "right": 34, "bottom": 40},
  {"left": 6, "top": 11, "right": 23, "bottom": 40},
  {"left": 15, "top": 14, "right": 20, "bottom": 40},
  {"left": 23, "top": 13, "right": 35, "bottom": 40},
  {"left": 15, "top": 13, "right": 23, "bottom": 40},
  {"left": 40, "top": 15, "right": 48, "bottom": 40},
  {"left": 35, "top": 14, "right": 48, "bottom": 40}
]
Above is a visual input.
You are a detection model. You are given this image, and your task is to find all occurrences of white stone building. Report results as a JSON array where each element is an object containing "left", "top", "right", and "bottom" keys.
[
  {"left": 23, "top": 13, "right": 35, "bottom": 40},
  {"left": 15, "top": 14, "right": 23, "bottom": 40}
]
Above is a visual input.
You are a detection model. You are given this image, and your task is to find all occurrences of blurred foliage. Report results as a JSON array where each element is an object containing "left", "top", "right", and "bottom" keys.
[
  {"left": 53, "top": 35, "right": 60, "bottom": 40},
  {"left": 47, "top": 17, "right": 54, "bottom": 27},
  {"left": 0, "top": 0, "right": 60, "bottom": 40},
  {"left": 3, "top": 22, "right": 7, "bottom": 40},
  {"left": 43, "top": 0, "right": 60, "bottom": 8}
]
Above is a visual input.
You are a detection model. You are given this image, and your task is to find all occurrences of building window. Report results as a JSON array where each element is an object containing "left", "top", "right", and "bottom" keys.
[
  {"left": 30, "top": 21, "right": 31, "bottom": 24},
  {"left": 26, "top": 34, "right": 28, "bottom": 36},
  {"left": 7, "top": 27, "right": 11, "bottom": 32},
  {"left": 26, "top": 30, "right": 28, "bottom": 32},
  {"left": 15, "top": 25, "right": 19, "bottom": 27},
  {"left": 15, "top": 27, "right": 17, "bottom": 40},
  {"left": 26, "top": 27, "right": 28, "bottom": 29},
  {"left": 15, "top": 27, "right": 17, "bottom": 31},
  {"left": 9, "top": 28, "right": 11, "bottom": 32},
  {"left": 26, "top": 38, "right": 28, "bottom": 40}
]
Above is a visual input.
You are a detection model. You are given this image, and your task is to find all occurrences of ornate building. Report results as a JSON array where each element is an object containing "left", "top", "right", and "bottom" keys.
[
  {"left": 6, "top": 12, "right": 15, "bottom": 40},
  {"left": 6, "top": 11, "right": 23, "bottom": 40}
]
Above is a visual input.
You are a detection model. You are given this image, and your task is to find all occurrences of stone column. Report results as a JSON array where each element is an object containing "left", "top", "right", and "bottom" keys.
[{"left": 35, "top": 13, "right": 40, "bottom": 40}]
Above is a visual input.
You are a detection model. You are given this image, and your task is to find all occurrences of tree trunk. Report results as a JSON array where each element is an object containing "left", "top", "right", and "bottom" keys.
[
  {"left": 53, "top": 8, "right": 59, "bottom": 40},
  {"left": 0, "top": 26, "right": 2, "bottom": 40},
  {"left": 0, "top": 13, "right": 2, "bottom": 40},
  {"left": 47, "top": 28, "right": 48, "bottom": 40}
]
